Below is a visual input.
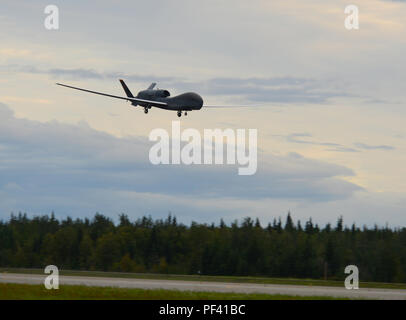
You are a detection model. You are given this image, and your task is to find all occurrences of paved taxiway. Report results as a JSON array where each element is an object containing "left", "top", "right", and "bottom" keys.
[{"left": 1, "top": 273, "right": 406, "bottom": 300}]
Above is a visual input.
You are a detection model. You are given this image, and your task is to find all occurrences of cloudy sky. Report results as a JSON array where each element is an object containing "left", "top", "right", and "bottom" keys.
[{"left": 0, "top": 0, "right": 405, "bottom": 226}]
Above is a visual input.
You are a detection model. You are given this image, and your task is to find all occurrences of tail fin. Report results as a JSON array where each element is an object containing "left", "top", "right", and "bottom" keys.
[
  {"left": 147, "top": 83, "right": 157, "bottom": 90},
  {"left": 119, "top": 79, "right": 134, "bottom": 98}
]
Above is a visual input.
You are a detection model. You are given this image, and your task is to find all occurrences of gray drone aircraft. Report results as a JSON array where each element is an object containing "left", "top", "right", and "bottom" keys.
[{"left": 57, "top": 80, "right": 204, "bottom": 117}]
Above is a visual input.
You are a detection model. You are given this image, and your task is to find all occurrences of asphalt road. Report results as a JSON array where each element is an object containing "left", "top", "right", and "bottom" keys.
[{"left": 1, "top": 273, "right": 406, "bottom": 300}]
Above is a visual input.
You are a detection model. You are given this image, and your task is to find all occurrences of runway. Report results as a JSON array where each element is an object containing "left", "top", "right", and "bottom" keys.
[{"left": 1, "top": 273, "right": 406, "bottom": 300}]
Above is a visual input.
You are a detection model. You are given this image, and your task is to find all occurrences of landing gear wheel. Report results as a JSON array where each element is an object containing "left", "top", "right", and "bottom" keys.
[
  {"left": 185, "top": 112, "right": 188, "bottom": 116},
  {"left": 177, "top": 111, "right": 182, "bottom": 117},
  {"left": 144, "top": 108, "right": 149, "bottom": 114}
]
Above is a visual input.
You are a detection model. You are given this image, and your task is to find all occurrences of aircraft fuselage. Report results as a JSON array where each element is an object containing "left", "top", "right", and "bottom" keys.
[{"left": 135, "top": 90, "right": 204, "bottom": 111}]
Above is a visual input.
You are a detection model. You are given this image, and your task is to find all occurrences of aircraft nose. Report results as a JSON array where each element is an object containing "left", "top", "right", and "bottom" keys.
[{"left": 192, "top": 93, "right": 203, "bottom": 107}]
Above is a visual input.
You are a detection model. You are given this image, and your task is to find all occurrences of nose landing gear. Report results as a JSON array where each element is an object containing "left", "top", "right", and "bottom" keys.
[{"left": 177, "top": 111, "right": 188, "bottom": 117}]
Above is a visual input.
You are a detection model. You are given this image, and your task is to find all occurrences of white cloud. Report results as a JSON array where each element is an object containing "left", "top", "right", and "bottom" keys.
[{"left": 0, "top": 102, "right": 362, "bottom": 222}]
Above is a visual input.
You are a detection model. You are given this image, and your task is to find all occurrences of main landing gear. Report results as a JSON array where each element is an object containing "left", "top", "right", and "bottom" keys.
[
  {"left": 177, "top": 111, "right": 188, "bottom": 117},
  {"left": 144, "top": 107, "right": 149, "bottom": 114}
]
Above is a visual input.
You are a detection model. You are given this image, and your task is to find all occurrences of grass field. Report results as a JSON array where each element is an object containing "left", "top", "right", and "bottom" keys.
[
  {"left": 0, "top": 283, "right": 346, "bottom": 300},
  {"left": 1, "top": 267, "right": 405, "bottom": 290}
]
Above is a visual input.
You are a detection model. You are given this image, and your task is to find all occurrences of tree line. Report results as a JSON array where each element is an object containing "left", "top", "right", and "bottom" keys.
[{"left": 0, "top": 212, "right": 405, "bottom": 283}]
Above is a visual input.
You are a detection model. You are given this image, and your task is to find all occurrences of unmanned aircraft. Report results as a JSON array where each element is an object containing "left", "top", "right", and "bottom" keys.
[{"left": 57, "top": 80, "right": 208, "bottom": 117}]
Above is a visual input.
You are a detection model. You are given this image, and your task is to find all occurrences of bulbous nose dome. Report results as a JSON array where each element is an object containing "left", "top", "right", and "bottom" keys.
[{"left": 188, "top": 92, "right": 203, "bottom": 107}]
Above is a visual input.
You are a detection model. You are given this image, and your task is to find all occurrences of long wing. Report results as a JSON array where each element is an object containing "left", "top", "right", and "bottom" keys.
[
  {"left": 204, "top": 105, "right": 257, "bottom": 108},
  {"left": 56, "top": 83, "right": 167, "bottom": 107}
]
